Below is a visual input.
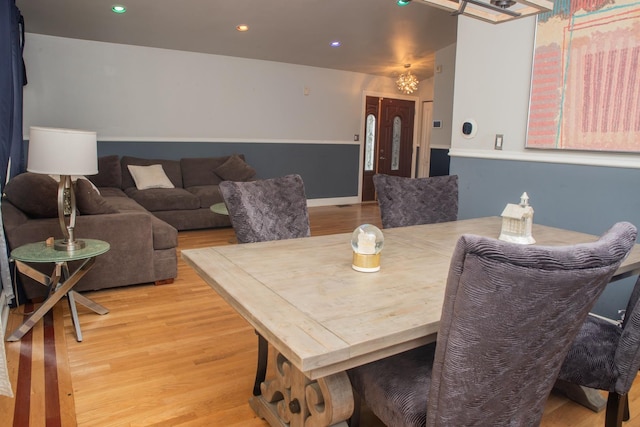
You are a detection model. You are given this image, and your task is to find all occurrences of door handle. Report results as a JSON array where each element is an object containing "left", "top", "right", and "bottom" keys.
[{"left": 379, "top": 156, "right": 386, "bottom": 160}]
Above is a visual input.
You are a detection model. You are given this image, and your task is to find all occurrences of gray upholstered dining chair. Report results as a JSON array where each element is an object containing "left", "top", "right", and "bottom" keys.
[
  {"left": 348, "top": 221, "right": 637, "bottom": 427},
  {"left": 556, "top": 274, "right": 640, "bottom": 427},
  {"left": 219, "top": 174, "right": 311, "bottom": 395},
  {"left": 219, "top": 174, "right": 310, "bottom": 244},
  {"left": 372, "top": 174, "right": 458, "bottom": 229}
]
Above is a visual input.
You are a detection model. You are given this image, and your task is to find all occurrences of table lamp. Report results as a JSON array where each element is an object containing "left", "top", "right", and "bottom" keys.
[{"left": 27, "top": 126, "right": 98, "bottom": 251}]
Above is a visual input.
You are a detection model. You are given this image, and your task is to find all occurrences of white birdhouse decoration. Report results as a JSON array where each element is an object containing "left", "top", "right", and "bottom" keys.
[{"left": 499, "top": 192, "right": 535, "bottom": 244}]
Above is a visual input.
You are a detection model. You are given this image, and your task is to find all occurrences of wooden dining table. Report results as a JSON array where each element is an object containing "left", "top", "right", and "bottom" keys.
[{"left": 181, "top": 216, "right": 640, "bottom": 427}]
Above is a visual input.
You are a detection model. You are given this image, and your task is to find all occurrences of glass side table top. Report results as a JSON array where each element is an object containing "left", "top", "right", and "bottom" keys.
[
  {"left": 210, "top": 203, "right": 229, "bottom": 216},
  {"left": 11, "top": 239, "right": 110, "bottom": 263}
]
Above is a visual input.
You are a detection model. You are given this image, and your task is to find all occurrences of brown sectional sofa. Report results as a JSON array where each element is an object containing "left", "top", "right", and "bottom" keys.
[
  {"left": 96, "top": 154, "right": 255, "bottom": 230},
  {"left": 1, "top": 153, "right": 255, "bottom": 299}
]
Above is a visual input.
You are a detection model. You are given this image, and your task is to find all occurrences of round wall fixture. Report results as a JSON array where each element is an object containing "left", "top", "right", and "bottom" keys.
[{"left": 461, "top": 119, "right": 477, "bottom": 139}]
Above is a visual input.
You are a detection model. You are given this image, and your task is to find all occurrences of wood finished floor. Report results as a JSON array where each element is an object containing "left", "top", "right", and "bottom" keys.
[{"left": 2, "top": 202, "right": 640, "bottom": 426}]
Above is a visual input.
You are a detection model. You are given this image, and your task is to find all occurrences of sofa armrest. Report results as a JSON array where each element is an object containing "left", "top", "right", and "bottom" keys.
[
  {"left": 5, "top": 210, "right": 152, "bottom": 248},
  {"left": 4, "top": 210, "right": 172, "bottom": 298}
]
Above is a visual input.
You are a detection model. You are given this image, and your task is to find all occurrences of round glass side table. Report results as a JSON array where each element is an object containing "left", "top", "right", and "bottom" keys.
[
  {"left": 210, "top": 202, "right": 229, "bottom": 216},
  {"left": 6, "top": 238, "right": 110, "bottom": 342}
]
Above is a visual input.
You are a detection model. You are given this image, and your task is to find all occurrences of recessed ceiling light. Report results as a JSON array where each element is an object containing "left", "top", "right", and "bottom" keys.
[
  {"left": 330, "top": 41, "right": 341, "bottom": 47},
  {"left": 111, "top": 5, "right": 127, "bottom": 13},
  {"left": 236, "top": 25, "right": 249, "bottom": 32}
]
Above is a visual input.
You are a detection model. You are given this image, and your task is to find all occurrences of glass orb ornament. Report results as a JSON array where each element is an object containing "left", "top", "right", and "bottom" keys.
[{"left": 351, "top": 224, "right": 384, "bottom": 272}]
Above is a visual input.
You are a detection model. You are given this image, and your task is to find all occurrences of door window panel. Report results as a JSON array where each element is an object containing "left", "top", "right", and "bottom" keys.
[
  {"left": 365, "top": 114, "right": 376, "bottom": 171},
  {"left": 392, "top": 116, "right": 401, "bottom": 171}
]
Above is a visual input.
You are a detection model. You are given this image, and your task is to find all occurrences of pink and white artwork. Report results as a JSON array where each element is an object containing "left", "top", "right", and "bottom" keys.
[{"left": 526, "top": 0, "right": 640, "bottom": 152}]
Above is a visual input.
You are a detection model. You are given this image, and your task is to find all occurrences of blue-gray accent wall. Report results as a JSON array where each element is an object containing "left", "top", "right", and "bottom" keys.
[
  {"left": 96, "top": 141, "right": 360, "bottom": 199},
  {"left": 451, "top": 156, "right": 640, "bottom": 319}
]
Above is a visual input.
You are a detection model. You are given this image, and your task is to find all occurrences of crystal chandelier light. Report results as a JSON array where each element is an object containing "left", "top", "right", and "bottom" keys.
[{"left": 396, "top": 64, "right": 419, "bottom": 95}]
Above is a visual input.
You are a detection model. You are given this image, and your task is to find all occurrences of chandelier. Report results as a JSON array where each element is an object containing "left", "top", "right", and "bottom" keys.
[{"left": 396, "top": 64, "right": 419, "bottom": 95}]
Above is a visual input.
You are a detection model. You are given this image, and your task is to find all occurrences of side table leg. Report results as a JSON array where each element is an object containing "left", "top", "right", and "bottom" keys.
[
  {"left": 6, "top": 257, "right": 96, "bottom": 342},
  {"left": 67, "top": 291, "right": 83, "bottom": 342},
  {"left": 65, "top": 290, "right": 109, "bottom": 342},
  {"left": 69, "top": 291, "right": 109, "bottom": 315}
]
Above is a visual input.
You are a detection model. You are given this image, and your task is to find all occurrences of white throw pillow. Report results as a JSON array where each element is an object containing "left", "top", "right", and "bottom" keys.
[{"left": 127, "top": 164, "right": 175, "bottom": 190}]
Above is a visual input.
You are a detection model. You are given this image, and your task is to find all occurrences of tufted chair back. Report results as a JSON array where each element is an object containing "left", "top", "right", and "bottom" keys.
[
  {"left": 219, "top": 174, "right": 310, "bottom": 244},
  {"left": 617, "top": 278, "right": 640, "bottom": 394},
  {"left": 348, "top": 222, "right": 637, "bottom": 427},
  {"left": 219, "top": 174, "right": 311, "bottom": 397},
  {"left": 558, "top": 273, "right": 640, "bottom": 427},
  {"left": 427, "top": 222, "right": 636, "bottom": 426},
  {"left": 372, "top": 174, "right": 458, "bottom": 229}
]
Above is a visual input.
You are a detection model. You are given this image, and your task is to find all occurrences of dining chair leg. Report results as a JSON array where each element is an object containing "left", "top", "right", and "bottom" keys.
[
  {"left": 253, "top": 332, "right": 268, "bottom": 396},
  {"left": 605, "top": 392, "right": 626, "bottom": 427},
  {"left": 624, "top": 393, "right": 630, "bottom": 421}
]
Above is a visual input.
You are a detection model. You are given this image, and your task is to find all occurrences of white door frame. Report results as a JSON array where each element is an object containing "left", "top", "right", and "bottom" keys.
[{"left": 418, "top": 101, "right": 434, "bottom": 178}]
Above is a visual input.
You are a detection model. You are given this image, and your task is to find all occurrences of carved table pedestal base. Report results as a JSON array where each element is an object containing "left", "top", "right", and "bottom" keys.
[{"left": 249, "top": 352, "right": 353, "bottom": 427}]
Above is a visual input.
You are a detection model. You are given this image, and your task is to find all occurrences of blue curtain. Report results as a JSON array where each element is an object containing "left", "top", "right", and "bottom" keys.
[{"left": 0, "top": 0, "right": 26, "bottom": 304}]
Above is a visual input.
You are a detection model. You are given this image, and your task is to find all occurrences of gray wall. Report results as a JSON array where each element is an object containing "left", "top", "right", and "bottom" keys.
[
  {"left": 452, "top": 156, "right": 639, "bottom": 319},
  {"left": 97, "top": 141, "right": 360, "bottom": 199}
]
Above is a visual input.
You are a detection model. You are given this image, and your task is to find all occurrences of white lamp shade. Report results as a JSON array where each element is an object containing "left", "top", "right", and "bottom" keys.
[{"left": 27, "top": 126, "right": 98, "bottom": 175}]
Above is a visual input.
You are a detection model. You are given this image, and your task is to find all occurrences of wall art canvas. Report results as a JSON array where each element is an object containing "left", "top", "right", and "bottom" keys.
[{"left": 526, "top": 0, "right": 640, "bottom": 152}]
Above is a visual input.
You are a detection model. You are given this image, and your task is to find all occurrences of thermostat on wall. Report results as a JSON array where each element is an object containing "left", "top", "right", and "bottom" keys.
[{"left": 461, "top": 119, "right": 477, "bottom": 139}]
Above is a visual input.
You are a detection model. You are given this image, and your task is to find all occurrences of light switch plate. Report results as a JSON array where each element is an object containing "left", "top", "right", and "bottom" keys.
[{"left": 495, "top": 134, "right": 503, "bottom": 150}]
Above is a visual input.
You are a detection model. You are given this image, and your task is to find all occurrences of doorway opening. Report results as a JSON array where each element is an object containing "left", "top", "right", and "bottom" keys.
[{"left": 361, "top": 96, "right": 416, "bottom": 202}]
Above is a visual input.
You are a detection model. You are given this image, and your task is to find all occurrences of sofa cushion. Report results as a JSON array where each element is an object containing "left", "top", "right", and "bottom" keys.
[
  {"left": 180, "top": 157, "right": 224, "bottom": 187},
  {"left": 98, "top": 187, "right": 128, "bottom": 198},
  {"left": 125, "top": 187, "right": 200, "bottom": 212},
  {"left": 89, "top": 155, "right": 122, "bottom": 188},
  {"left": 3, "top": 173, "right": 58, "bottom": 218},
  {"left": 127, "top": 164, "right": 175, "bottom": 190},
  {"left": 214, "top": 154, "right": 256, "bottom": 182},
  {"left": 49, "top": 175, "right": 100, "bottom": 194},
  {"left": 186, "top": 185, "right": 224, "bottom": 208},
  {"left": 153, "top": 208, "right": 231, "bottom": 231},
  {"left": 121, "top": 156, "right": 183, "bottom": 189},
  {"left": 75, "top": 179, "right": 118, "bottom": 215},
  {"left": 102, "top": 194, "right": 149, "bottom": 214}
]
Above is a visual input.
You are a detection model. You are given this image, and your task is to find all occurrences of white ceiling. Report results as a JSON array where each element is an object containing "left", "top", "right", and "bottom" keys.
[{"left": 15, "top": 0, "right": 458, "bottom": 82}]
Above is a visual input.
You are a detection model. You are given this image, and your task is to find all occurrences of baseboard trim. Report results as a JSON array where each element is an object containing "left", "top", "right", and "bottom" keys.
[{"left": 307, "top": 196, "right": 360, "bottom": 207}]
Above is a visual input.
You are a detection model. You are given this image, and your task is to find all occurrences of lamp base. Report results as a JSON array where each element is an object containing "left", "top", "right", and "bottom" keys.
[
  {"left": 352, "top": 252, "right": 381, "bottom": 273},
  {"left": 54, "top": 239, "right": 86, "bottom": 252}
]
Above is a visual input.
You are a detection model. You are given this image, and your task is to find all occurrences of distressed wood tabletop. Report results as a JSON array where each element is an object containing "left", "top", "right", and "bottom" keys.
[{"left": 182, "top": 217, "right": 640, "bottom": 380}]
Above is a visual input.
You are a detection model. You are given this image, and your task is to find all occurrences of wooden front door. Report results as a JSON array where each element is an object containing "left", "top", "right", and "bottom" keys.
[{"left": 361, "top": 96, "right": 415, "bottom": 202}]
